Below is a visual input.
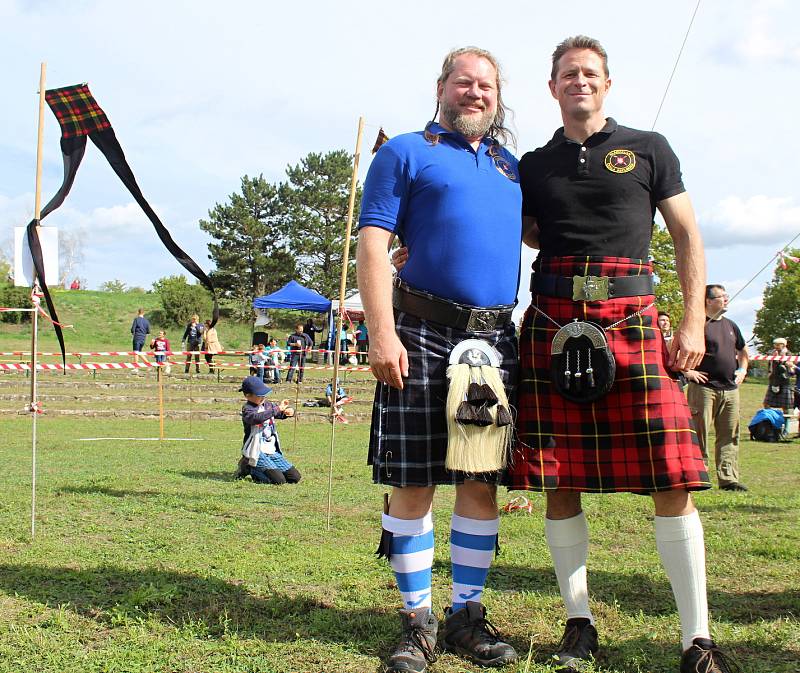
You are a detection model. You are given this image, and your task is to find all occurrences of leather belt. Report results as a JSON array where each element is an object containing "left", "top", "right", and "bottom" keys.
[
  {"left": 392, "top": 279, "right": 514, "bottom": 332},
  {"left": 531, "top": 272, "right": 654, "bottom": 301}
]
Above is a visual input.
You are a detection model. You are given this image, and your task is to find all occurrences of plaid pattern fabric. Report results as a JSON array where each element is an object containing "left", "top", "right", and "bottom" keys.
[
  {"left": 764, "top": 385, "right": 794, "bottom": 410},
  {"left": 45, "top": 84, "right": 111, "bottom": 138},
  {"left": 369, "top": 312, "right": 518, "bottom": 487},
  {"left": 508, "top": 256, "right": 710, "bottom": 494}
]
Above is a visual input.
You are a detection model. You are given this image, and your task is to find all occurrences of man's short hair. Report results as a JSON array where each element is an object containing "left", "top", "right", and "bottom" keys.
[
  {"left": 436, "top": 46, "right": 515, "bottom": 147},
  {"left": 705, "top": 284, "right": 726, "bottom": 299},
  {"left": 137, "top": 308, "right": 144, "bottom": 315},
  {"left": 657, "top": 311, "right": 671, "bottom": 319},
  {"left": 551, "top": 35, "right": 609, "bottom": 81}
]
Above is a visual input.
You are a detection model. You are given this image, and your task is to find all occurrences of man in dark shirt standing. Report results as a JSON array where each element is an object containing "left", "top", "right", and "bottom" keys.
[
  {"left": 684, "top": 284, "right": 749, "bottom": 492},
  {"left": 286, "top": 323, "right": 313, "bottom": 383},
  {"left": 508, "top": 35, "right": 737, "bottom": 673},
  {"left": 130, "top": 308, "right": 151, "bottom": 367}
]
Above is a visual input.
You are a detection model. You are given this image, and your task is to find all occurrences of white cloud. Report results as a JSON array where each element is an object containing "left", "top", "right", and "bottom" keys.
[{"left": 700, "top": 195, "right": 800, "bottom": 249}]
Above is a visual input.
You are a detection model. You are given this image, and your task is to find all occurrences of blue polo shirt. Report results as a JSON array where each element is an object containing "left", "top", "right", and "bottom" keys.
[{"left": 358, "top": 123, "right": 522, "bottom": 307}]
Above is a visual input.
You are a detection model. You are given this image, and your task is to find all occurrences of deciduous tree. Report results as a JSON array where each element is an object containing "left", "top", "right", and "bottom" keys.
[{"left": 753, "top": 249, "right": 800, "bottom": 353}]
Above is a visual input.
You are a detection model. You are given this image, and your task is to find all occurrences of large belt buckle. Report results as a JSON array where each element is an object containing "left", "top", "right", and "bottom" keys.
[
  {"left": 572, "top": 275, "right": 609, "bottom": 301},
  {"left": 466, "top": 308, "right": 499, "bottom": 332}
]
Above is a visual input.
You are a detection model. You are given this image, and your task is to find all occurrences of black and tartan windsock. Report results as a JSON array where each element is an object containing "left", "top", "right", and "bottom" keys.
[{"left": 27, "top": 83, "right": 218, "bottom": 364}]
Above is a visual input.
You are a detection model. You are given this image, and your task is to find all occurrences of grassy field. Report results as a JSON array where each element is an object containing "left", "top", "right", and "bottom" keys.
[{"left": 0, "top": 376, "right": 797, "bottom": 672}]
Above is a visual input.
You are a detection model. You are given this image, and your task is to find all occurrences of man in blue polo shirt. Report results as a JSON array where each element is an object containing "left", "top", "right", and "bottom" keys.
[{"left": 357, "top": 47, "right": 521, "bottom": 673}]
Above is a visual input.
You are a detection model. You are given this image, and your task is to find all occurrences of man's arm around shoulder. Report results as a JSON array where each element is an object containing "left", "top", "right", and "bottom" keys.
[{"left": 357, "top": 226, "right": 408, "bottom": 389}]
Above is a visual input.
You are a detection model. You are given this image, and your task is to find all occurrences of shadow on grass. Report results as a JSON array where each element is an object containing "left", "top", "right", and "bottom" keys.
[
  {"left": 56, "top": 486, "right": 161, "bottom": 498},
  {"left": 481, "top": 562, "right": 800, "bottom": 624},
  {"left": 0, "top": 563, "right": 397, "bottom": 658},
  {"left": 696, "top": 502, "right": 796, "bottom": 514},
  {"left": 178, "top": 470, "right": 236, "bottom": 481}
]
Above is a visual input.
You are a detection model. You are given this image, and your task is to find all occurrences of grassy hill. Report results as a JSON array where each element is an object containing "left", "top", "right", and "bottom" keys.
[{"left": 0, "top": 289, "right": 322, "bottom": 354}]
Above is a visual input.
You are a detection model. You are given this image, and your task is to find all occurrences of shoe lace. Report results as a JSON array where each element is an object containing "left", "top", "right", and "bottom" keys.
[
  {"left": 467, "top": 615, "right": 504, "bottom": 646},
  {"left": 694, "top": 644, "right": 741, "bottom": 673},
  {"left": 556, "top": 623, "right": 581, "bottom": 653},
  {"left": 399, "top": 624, "right": 437, "bottom": 664}
]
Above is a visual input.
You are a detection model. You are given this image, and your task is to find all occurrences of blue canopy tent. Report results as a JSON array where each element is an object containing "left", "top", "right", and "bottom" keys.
[{"left": 252, "top": 280, "right": 331, "bottom": 313}]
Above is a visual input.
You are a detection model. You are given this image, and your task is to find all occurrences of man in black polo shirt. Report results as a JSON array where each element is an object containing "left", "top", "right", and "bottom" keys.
[
  {"left": 509, "top": 35, "right": 738, "bottom": 672},
  {"left": 684, "top": 284, "right": 749, "bottom": 491}
]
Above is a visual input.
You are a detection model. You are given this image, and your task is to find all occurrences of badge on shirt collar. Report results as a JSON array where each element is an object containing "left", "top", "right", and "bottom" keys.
[
  {"left": 488, "top": 144, "right": 518, "bottom": 182},
  {"left": 604, "top": 149, "right": 636, "bottom": 173}
]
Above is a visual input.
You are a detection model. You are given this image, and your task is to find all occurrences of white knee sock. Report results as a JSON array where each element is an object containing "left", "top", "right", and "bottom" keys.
[
  {"left": 545, "top": 512, "right": 593, "bottom": 623},
  {"left": 654, "top": 511, "right": 710, "bottom": 650}
]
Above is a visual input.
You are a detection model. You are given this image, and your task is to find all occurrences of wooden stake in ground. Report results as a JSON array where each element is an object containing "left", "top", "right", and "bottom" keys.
[
  {"left": 291, "top": 368, "right": 301, "bottom": 452},
  {"left": 326, "top": 116, "right": 364, "bottom": 530},
  {"left": 29, "top": 62, "right": 47, "bottom": 540},
  {"left": 158, "top": 365, "right": 165, "bottom": 441}
]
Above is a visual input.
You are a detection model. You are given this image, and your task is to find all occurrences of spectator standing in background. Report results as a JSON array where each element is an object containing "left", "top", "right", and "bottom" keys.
[
  {"left": 355, "top": 319, "right": 369, "bottom": 364},
  {"left": 286, "top": 323, "right": 313, "bottom": 383},
  {"left": 203, "top": 320, "right": 223, "bottom": 373},
  {"left": 182, "top": 314, "right": 204, "bottom": 374},
  {"left": 684, "top": 284, "right": 749, "bottom": 492},
  {"left": 763, "top": 337, "right": 796, "bottom": 437},
  {"left": 130, "top": 308, "right": 151, "bottom": 368}
]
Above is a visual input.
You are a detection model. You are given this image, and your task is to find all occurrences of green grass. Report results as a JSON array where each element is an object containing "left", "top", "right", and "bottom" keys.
[{"left": 0, "top": 380, "right": 797, "bottom": 672}]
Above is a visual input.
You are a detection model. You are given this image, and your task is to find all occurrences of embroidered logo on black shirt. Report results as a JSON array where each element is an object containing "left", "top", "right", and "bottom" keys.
[{"left": 604, "top": 149, "right": 636, "bottom": 173}]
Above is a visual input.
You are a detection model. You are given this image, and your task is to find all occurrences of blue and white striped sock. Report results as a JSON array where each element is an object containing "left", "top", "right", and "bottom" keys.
[
  {"left": 450, "top": 513, "right": 499, "bottom": 612},
  {"left": 383, "top": 512, "right": 434, "bottom": 610}
]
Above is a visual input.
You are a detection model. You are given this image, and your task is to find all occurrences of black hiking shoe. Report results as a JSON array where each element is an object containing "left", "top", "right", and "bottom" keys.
[
  {"left": 680, "top": 638, "right": 741, "bottom": 673},
  {"left": 552, "top": 618, "right": 598, "bottom": 672},
  {"left": 441, "top": 601, "right": 517, "bottom": 667},
  {"left": 385, "top": 607, "right": 438, "bottom": 673}
]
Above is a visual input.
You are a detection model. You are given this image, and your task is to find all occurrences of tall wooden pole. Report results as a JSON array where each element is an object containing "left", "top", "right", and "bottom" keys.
[
  {"left": 30, "top": 62, "right": 47, "bottom": 539},
  {"left": 326, "top": 116, "right": 364, "bottom": 530},
  {"left": 158, "top": 365, "right": 165, "bottom": 441}
]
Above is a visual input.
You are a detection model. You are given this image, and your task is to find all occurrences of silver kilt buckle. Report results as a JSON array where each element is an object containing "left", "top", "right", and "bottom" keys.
[
  {"left": 466, "top": 309, "right": 500, "bottom": 332},
  {"left": 572, "top": 275, "right": 610, "bottom": 301}
]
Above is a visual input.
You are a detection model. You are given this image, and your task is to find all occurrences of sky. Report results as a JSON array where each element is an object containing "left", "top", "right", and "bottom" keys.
[{"left": 1, "top": 0, "right": 799, "bottom": 348}]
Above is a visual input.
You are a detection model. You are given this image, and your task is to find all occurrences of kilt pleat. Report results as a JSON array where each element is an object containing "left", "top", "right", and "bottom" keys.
[
  {"left": 369, "top": 312, "right": 518, "bottom": 487},
  {"left": 508, "top": 256, "right": 710, "bottom": 494}
]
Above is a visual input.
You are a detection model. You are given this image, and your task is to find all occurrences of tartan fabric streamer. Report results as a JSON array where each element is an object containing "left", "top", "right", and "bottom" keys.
[
  {"left": 45, "top": 84, "right": 111, "bottom": 138},
  {"left": 25, "top": 83, "right": 218, "bottom": 364},
  {"left": 508, "top": 256, "right": 710, "bottom": 494}
]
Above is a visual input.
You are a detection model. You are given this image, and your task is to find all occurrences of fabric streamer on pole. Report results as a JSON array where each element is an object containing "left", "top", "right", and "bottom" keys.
[
  {"left": 24, "top": 82, "right": 218, "bottom": 366},
  {"left": 27, "top": 62, "right": 47, "bottom": 540},
  {"left": 326, "top": 116, "right": 364, "bottom": 530}
]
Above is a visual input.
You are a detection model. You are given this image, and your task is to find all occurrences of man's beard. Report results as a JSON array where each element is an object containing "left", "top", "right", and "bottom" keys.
[{"left": 440, "top": 99, "right": 495, "bottom": 138}]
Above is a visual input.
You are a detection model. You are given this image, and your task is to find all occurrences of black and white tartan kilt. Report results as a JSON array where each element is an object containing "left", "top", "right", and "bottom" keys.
[
  {"left": 764, "top": 385, "right": 794, "bottom": 410},
  {"left": 368, "top": 311, "right": 518, "bottom": 487}
]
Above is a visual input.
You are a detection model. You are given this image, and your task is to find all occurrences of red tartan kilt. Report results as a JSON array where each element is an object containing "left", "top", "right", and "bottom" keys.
[{"left": 508, "top": 256, "right": 710, "bottom": 494}]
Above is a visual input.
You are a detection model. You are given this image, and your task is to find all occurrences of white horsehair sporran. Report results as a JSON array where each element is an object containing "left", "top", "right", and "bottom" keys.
[{"left": 445, "top": 339, "right": 512, "bottom": 473}]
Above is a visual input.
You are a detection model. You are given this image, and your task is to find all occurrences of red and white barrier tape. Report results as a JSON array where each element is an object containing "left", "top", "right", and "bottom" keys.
[
  {"left": 751, "top": 354, "right": 800, "bottom": 362},
  {"left": 0, "top": 348, "right": 364, "bottom": 357},
  {"left": 0, "top": 361, "right": 372, "bottom": 372}
]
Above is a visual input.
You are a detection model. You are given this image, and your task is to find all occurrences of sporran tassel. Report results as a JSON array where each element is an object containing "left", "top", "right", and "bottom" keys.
[
  {"left": 467, "top": 381, "right": 484, "bottom": 403},
  {"left": 445, "top": 362, "right": 511, "bottom": 473},
  {"left": 495, "top": 404, "right": 512, "bottom": 427},
  {"left": 479, "top": 383, "right": 498, "bottom": 405}
]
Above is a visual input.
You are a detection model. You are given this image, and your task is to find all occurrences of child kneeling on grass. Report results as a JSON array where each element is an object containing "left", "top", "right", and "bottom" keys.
[{"left": 235, "top": 376, "right": 301, "bottom": 485}]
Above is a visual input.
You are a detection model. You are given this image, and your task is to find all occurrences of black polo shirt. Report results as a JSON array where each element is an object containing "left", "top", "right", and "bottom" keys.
[
  {"left": 519, "top": 118, "right": 685, "bottom": 259},
  {"left": 697, "top": 316, "right": 746, "bottom": 391}
]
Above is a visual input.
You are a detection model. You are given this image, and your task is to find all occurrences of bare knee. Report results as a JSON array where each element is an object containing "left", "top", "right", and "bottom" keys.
[
  {"left": 454, "top": 480, "right": 498, "bottom": 519},
  {"left": 388, "top": 485, "right": 435, "bottom": 519},
  {"left": 652, "top": 489, "right": 694, "bottom": 517},
  {"left": 546, "top": 490, "right": 582, "bottom": 520}
]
